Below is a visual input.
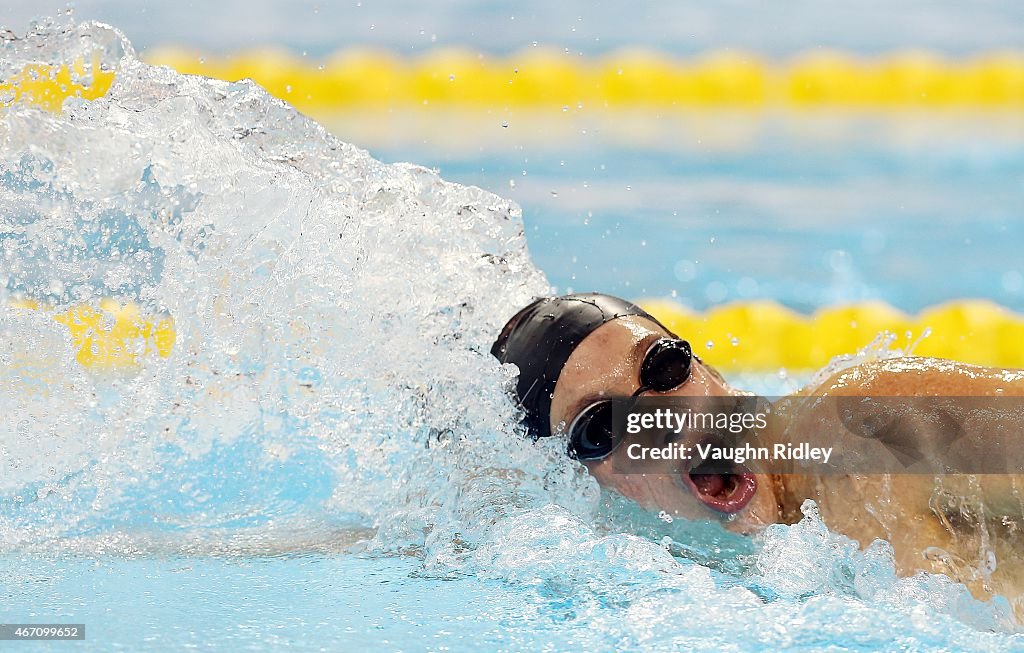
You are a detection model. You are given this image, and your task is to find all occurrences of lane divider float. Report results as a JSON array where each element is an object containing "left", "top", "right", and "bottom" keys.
[
  {"left": 641, "top": 298, "right": 1024, "bottom": 370},
  {"left": 5, "top": 51, "right": 1024, "bottom": 113},
  {"left": 143, "top": 47, "right": 1024, "bottom": 109}
]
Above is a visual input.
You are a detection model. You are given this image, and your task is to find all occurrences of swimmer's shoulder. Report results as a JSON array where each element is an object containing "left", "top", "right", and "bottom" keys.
[{"left": 795, "top": 356, "right": 1024, "bottom": 398}]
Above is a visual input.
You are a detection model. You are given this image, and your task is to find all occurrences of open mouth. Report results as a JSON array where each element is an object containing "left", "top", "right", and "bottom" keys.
[{"left": 683, "top": 457, "right": 758, "bottom": 515}]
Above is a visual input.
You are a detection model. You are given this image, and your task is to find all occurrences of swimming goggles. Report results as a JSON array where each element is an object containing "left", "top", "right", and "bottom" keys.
[{"left": 566, "top": 338, "right": 694, "bottom": 461}]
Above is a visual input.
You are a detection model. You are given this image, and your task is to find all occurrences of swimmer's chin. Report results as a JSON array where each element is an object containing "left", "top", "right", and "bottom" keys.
[{"left": 719, "top": 499, "right": 779, "bottom": 535}]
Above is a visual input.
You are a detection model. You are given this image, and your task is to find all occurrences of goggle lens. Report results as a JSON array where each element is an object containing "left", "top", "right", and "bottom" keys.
[
  {"left": 568, "top": 338, "right": 693, "bottom": 460},
  {"left": 640, "top": 339, "right": 693, "bottom": 392},
  {"left": 567, "top": 402, "right": 617, "bottom": 460}
]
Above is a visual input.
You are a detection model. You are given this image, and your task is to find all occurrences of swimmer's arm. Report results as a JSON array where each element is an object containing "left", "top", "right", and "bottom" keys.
[
  {"left": 802, "top": 356, "right": 1024, "bottom": 398},
  {"left": 806, "top": 357, "right": 1024, "bottom": 515}
]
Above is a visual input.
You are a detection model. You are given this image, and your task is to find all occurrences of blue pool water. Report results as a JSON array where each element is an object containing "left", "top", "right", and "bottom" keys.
[
  {"left": 2, "top": 15, "right": 1024, "bottom": 653},
  {"left": 1, "top": 534, "right": 1019, "bottom": 652},
  {"left": 8, "top": 0, "right": 1024, "bottom": 56},
  {"left": 352, "top": 112, "right": 1024, "bottom": 313}
]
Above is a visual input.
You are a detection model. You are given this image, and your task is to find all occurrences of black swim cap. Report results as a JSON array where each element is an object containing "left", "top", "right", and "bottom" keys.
[{"left": 491, "top": 292, "right": 669, "bottom": 439}]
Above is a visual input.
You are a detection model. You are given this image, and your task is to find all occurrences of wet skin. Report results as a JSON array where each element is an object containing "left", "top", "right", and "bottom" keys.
[{"left": 548, "top": 315, "right": 1024, "bottom": 616}]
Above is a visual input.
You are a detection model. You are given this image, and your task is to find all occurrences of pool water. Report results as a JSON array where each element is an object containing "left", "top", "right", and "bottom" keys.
[
  {"left": 1, "top": 525, "right": 1018, "bottom": 652},
  {"left": 332, "top": 110, "right": 1024, "bottom": 313},
  {"left": 2, "top": 16, "right": 1024, "bottom": 652}
]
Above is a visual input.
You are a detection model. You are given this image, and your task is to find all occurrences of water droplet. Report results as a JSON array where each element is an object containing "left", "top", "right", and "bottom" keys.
[
  {"left": 705, "top": 280, "right": 728, "bottom": 303},
  {"left": 736, "top": 277, "right": 759, "bottom": 297},
  {"left": 674, "top": 260, "right": 696, "bottom": 282},
  {"left": 705, "top": 340, "right": 714, "bottom": 349},
  {"left": 1002, "top": 270, "right": 1024, "bottom": 293}
]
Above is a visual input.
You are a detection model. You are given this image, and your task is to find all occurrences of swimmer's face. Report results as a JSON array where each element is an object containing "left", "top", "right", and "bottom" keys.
[{"left": 549, "top": 316, "right": 780, "bottom": 533}]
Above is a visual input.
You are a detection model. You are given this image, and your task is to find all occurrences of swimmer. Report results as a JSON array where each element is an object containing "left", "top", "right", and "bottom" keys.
[{"left": 492, "top": 292, "right": 1024, "bottom": 616}]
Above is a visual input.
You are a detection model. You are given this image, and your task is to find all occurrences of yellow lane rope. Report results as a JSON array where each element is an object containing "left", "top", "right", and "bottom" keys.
[
  {"left": 5, "top": 51, "right": 1023, "bottom": 112},
  {"left": 141, "top": 47, "right": 1024, "bottom": 109},
  {"left": 10, "top": 299, "right": 174, "bottom": 371},
  {"left": 640, "top": 299, "right": 1024, "bottom": 371},
  {"left": 0, "top": 58, "right": 114, "bottom": 111},
  {"left": 8, "top": 298, "right": 1024, "bottom": 371}
]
